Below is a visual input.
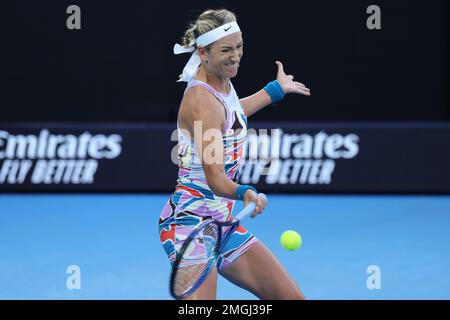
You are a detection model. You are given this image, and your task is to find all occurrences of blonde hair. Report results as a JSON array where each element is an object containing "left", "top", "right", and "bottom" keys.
[{"left": 181, "top": 9, "right": 237, "bottom": 49}]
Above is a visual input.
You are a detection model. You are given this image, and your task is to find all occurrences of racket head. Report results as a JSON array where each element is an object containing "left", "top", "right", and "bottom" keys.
[{"left": 169, "top": 219, "right": 222, "bottom": 299}]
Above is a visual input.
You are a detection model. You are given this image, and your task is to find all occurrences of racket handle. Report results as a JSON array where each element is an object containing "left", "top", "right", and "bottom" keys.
[{"left": 235, "top": 193, "right": 266, "bottom": 221}]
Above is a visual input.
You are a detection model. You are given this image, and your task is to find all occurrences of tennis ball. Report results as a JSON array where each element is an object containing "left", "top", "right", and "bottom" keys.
[{"left": 280, "top": 230, "right": 302, "bottom": 251}]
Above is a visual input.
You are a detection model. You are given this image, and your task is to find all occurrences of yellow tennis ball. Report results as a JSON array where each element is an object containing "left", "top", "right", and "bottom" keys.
[{"left": 280, "top": 230, "right": 302, "bottom": 251}]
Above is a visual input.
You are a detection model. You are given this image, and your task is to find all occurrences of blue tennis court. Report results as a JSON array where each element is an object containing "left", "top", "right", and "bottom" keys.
[{"left": 1, "top": 194, "right": 449, "bottom": 299}]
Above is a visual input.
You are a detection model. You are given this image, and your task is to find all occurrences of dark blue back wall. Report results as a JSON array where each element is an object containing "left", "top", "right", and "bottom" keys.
[{"left": 2, "top": 0, "right": 449, "bottom": 122}]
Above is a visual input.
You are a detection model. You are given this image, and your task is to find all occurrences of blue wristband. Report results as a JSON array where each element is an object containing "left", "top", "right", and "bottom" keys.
[
  {"left": 263, "top": 80, "right": 285, "bottom": 104},
  {"left": 236, "top": 185, "right": 257, "bottom": 201}
]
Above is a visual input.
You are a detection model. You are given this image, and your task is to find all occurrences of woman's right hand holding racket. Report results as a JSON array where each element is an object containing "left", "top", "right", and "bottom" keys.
[{"left": 243, "top": 190, "right": 267, "bottom": 218}]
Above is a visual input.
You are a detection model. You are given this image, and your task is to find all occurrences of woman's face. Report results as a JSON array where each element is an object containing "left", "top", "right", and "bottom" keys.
[{"left": 201, "top": 32, "right": 243, "bottom": 79}]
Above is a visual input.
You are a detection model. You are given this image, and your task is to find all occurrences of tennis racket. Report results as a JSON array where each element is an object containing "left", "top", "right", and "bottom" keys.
[{"left": 169, "top": 193, "right": 266, "bottom": 300}]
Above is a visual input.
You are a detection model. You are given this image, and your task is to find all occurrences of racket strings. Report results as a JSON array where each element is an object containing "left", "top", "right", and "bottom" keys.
[
  {"left": 173, "top": 264, "right": 208, "bottom": 294},
  {"left": 172, "top": 222, "right": 221, "bottom": 297}
]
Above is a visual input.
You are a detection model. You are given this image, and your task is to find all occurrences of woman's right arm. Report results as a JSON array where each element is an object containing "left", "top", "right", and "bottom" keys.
[
  {"left": 180, "top": 87, "right": 266, "bottom": 214},
  {"left": 181, "top": 86, "right": 238, "bottom": 199}
]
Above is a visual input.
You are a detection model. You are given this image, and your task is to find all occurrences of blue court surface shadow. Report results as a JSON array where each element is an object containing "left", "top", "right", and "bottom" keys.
[{"left": 0, "top": 194, "right": 449, "bottom": 300}]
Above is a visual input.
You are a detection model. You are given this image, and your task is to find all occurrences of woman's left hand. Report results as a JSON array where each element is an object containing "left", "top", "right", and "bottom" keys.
[{"left": 276, "top": 61, "right": 311, "bottom": 96}]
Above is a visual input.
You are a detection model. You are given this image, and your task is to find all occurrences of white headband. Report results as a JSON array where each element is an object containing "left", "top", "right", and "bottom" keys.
[{"left": 173, "top": 21, "right": 241, "bottom": 82}]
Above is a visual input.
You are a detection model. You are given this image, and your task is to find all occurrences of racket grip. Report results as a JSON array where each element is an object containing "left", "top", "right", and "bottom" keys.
[{"left": 235, "top": 193, "right": 266, "bottom": 220}]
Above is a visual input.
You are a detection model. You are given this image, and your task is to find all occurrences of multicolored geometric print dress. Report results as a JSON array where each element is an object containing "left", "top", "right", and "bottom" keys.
[{"left": 159, "top": 77, "right": 258, "bottom": 271}]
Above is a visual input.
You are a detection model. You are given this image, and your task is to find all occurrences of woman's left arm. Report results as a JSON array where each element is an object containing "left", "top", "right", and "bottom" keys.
[{"left": 240, "top": 61, "right": 311, "bottom": 117}]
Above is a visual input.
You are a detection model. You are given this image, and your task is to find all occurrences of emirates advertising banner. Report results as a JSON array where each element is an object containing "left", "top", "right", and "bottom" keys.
[
  {"left": 0, "top": 123, "right": 177, "bottom": 192},
  {"left": 0, "top": 122, "right": 449, "bottom": 193}
]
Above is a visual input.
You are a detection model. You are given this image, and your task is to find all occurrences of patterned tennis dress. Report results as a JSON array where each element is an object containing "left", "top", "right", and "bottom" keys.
[{"left": 158, "top": 76, "right": 258, "bottom": 271}]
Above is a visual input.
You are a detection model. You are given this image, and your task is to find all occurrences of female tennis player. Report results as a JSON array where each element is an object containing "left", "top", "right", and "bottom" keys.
[{"left": 159, "top": 9, "right": 310, "bottom": 300}]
